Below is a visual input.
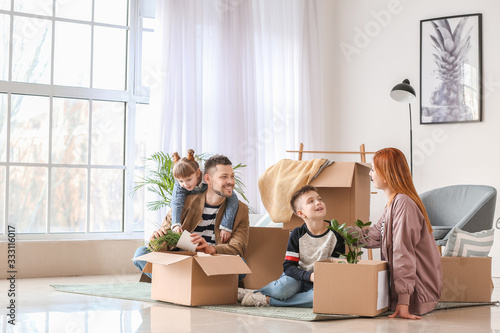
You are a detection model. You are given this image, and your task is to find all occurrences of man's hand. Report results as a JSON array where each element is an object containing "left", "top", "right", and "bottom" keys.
[
  {"left": 310, "top": 272, "right": 314, "bottom": 282},
  {"left": 150, "top": 228, "right": 168, "bottom": 241},
  {"left": 388, "top": 304, "right": 421, "bottom": 320},
  {"left": 190, "top": 233, "right": 216, "bottom": 254}
]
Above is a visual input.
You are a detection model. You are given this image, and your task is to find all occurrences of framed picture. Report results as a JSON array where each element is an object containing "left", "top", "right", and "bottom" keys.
[{"left": 420, "top": 13, "right": 482, "bottom": 124}]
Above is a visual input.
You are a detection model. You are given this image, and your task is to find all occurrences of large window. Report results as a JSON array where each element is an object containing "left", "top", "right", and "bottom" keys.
[{"left": 0, "top": 0, "right": 153, "bottom": 239}]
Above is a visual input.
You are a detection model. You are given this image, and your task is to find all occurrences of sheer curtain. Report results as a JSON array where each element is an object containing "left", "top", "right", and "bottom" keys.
[{"left": 147, "top": 0, "right": 324, "bottom": 226}]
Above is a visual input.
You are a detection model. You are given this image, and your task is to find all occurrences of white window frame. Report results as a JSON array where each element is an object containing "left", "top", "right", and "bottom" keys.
[{"left": 0, "top": 0, "right": 151, "bottom": 240}]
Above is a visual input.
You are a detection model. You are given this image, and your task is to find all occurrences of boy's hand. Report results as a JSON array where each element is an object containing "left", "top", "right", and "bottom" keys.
[
  {"left": 172, "top": 225, "right": 183, "bottom": 234},
  {"left": 310, "top": 272, "right": 314, "bottom": 282},
  {"left": 220, "top": 230, "right": 231, "bottom": 243}
]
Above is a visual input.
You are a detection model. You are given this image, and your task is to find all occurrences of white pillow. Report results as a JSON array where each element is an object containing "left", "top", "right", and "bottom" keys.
[{"left": 442, "top": 228, "right": 494, "bottom": 257}]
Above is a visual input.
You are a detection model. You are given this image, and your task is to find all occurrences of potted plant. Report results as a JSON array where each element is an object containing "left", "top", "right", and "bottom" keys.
[
  {"left": 327, "top": 219, "right": 371, "bottom": 264},
  {"left": 147, "top": 229, "right": 198, "bottom": 252},
  {"left": 147, "top": 229, "right": 181, "bottom": 252},
  {"left": 133, "top": 151, "right": 250, "bottom": 212}
]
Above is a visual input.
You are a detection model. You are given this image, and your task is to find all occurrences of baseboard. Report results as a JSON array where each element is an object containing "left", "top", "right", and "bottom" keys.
[{"left": 0, "top": 238, "right": 145, "bottom": 279}]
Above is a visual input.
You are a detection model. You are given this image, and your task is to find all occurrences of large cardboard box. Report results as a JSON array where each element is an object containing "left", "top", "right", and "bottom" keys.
[
  {"left": 286, "top": 162, "right": 371, "bottom": 230},
  {"left": 313, "top": 259, "right": 389, "bottom": 317},
  {"left": 440, "top": 256, "right": 493, "bottom": 302},
  {"left": 243, "top": 227, "right": 290, "bottom": 289},
  {"left": 135, "top": 251, "right": 251, "bottom": 306}
]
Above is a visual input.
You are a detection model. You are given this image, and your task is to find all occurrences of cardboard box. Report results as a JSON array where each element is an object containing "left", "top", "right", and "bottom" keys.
[
  {"left": 135, "top": 251, "right": 251, "bottom": 306},
  {"left": 440, "top": 256, "right": 493, "bottom": 302},
  {"left": 243, "top": 227, "right": 290, "bottom": 289},
  {"left": 313, "top": 259, "right": 389, "bottom": 317},
  {"left": 286, "top": 162, "right": 371, "bottom": 230}
]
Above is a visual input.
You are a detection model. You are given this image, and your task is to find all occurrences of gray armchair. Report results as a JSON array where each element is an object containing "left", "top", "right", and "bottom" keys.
[{"left": 420, "top": 185, "right": 497, "bottom": 246}]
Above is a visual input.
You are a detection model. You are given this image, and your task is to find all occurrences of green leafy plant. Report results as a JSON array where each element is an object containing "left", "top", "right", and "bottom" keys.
[
  {"left": 147, "top": 230, "right": 181, "bottom": 252},
  {"left": 132, "top": 151, "right": 250, "bottom": 211},
  {"left": 133, "top": 152, "right": 176, "bottom": 211},
  {"left": 328, "top": 219, "right": 371, "bottom": 264}
]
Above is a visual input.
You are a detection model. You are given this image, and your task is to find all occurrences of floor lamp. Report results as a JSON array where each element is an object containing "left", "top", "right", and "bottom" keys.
[{"left": 390, "top": 79, "right": 416, "bottom": 175}]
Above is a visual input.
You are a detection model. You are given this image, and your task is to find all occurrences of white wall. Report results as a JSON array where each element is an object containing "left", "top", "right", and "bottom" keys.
[{"left": 316, "top": 0, "right": 500, "bottom": 276}]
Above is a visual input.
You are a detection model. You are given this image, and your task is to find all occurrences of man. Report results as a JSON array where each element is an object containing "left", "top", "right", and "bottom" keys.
[{"left": 133, "top": 154, "right": 250, "bottom": 275}]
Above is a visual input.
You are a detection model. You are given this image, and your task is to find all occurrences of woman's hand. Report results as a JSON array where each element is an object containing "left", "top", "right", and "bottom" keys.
[{"left": 388, "top": 304, "right": 421, "bottom": 320}]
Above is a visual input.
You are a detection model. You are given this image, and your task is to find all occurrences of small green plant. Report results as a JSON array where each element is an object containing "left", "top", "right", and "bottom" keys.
[
  {"left": 147, "top": 230, "right": 181, "bottom": 252},
  {"left": 328, "top": 219, "right": 371, "bottom": 264}
]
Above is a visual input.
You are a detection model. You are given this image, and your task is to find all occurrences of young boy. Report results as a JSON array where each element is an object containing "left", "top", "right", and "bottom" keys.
[{"left": 241, "top": 185, "right": 345, "bottom": 307}]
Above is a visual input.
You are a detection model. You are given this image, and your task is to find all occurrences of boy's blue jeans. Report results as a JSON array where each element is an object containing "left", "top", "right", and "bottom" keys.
[
  {"left": 257, "top": 273, "right": 314, "bottom": 307},
  {"left": 133, "top": 246, "right": 153, "bottom": 278}
]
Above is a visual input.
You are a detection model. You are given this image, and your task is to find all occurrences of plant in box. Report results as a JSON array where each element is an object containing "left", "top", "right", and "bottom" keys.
[
  {"left": 328, "top": 219, "right": 371, "bottom": 264},
  {"left": 148, "top": 230, "right": 198, "bottom": 252},
  {"left": 148, "top": 230, "right": 181, "bottom": 252}
]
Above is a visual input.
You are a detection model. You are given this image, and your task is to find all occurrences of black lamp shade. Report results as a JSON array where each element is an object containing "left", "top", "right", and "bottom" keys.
[{"left": 390, "top": 79, "right": 416, "bottom": 103}]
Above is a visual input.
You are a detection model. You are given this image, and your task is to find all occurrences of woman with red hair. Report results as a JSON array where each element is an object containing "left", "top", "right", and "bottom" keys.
[{"left": 364, "top": 147, "right": 441, "bottom": 319}]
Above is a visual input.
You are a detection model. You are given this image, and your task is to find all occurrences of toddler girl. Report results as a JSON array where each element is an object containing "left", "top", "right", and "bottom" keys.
[{"left": 171, "top": 149, "right": 238, "bottom": 243}]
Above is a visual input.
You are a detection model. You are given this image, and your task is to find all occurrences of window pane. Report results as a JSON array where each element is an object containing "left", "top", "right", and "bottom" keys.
[
  {"left": 51, "top": 167, "right": 87, "bottom": 233},
  {"left": 0, "top": 93, "right": 6, "bottom": 161},
  {"left": 55, "top": 0, "right": 92, "bottom": 21},
  {"left": 0, "top": 14, "right": 9, "bottom": 81},
  {"left": 0, "top": 0, "right": 10, "bottom": 10},
  {"left": 93, "top": 27, "right": 127, "bottom": 90},
  {"left": 10, "top": 95, "right": 49, "bottom": 163},
  {"left": 9, "top": 166, "right": 47, "bottom": 233},
  {"left": 91, "top": 101, "right": 124, "bottom": 165},
  {"left": 13, "top": 0, "right": 52, "bottom": 16},
  {"left": 0, "top": 166, "right": 5, "bottom": 234},
  {"left": 12, "top": 16, "right": 52, "bottom": 84},
  {"left": 140, "top": 30, "right": 156, "bottom": 93},
  {"left": 90, "top": 169, "right": 123, "bottom": 232},
  {"left": 54, "top": 22, "right": 91, "bottom": 87},
  {"left": 94, "top": 0, "right": 128, "bottom": 26},
  {"left": 52, "top": 98, "right": 89, "bottom": 164}
]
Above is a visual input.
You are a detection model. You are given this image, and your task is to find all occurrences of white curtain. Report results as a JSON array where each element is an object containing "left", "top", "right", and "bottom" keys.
[{"left": 148, "top": 0, "right": 324, "bottom": 219}]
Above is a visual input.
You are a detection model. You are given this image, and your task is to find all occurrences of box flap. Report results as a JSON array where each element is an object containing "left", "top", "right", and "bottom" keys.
[
  {"left": 310, "top": 162, "right": 370, "bottom": 188},
  {"left": 143, "top": 262, "right": 152, "bottom": 274},
  {"left": 194, "top": 254, "right": 252, "bottom": 276},
  {"left": 134, "top": 252, "right": 193, "bottom": 266}
]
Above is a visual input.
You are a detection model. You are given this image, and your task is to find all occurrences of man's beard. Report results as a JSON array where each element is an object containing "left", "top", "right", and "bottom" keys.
[{"left": 214, "top": 187, "right": 232, "bottom": 198}]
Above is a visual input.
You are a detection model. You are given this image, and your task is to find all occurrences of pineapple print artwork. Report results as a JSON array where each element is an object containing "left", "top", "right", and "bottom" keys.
[{"left": 420, "top": 14, "right": 482, "bottom": 123}]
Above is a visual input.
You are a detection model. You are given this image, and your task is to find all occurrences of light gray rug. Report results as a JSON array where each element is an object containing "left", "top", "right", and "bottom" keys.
[{"left": 50, "top": 282, "right": 498, "bottom": 322}]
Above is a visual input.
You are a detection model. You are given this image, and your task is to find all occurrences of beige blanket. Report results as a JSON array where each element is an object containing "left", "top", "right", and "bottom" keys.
[{"left": 258, "top": 158, "right": 327, "bottom": 223}]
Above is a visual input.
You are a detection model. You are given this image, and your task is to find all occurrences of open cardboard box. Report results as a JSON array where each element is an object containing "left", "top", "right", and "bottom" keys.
[
  {"left": 313, "top": 259, "right": 389, "bottom": 317},
  {"left": 242, "top": 226, "right": 290, "bottom": 289},
  {"left": 440, "top": 256, "right": 493, "bottom": 302},
  {"left": 285, "top": 162, "right": 371, "bottom": 230},
  {"left": 135, "top": 251, "right": 251, "bottom": 306}
]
